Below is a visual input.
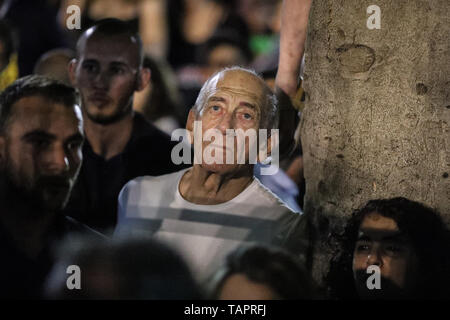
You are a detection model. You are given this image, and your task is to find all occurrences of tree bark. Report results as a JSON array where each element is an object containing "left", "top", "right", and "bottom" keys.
[{"left": 301, "top": 0, "right": 450, "bottom": 284}]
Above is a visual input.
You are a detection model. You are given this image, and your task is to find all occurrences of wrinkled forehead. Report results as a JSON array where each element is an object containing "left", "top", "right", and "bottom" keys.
[
  {"left": 202, "top": 70, "right": 267, "bottom": 105},
  {"left": 217, "top": 70, "right": 266, "bottom": 95}
]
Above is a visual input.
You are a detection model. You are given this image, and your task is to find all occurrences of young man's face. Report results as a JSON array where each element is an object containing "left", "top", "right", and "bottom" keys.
[
  {"left": 189, "top": 70, "right": 267, "bottom": 175},
  {"left": 70, "top": 34, "right": 142, "bottom": 124},
  {"left": 0, "top": 96, "right": 84, "bottom": 213},
  {"left": 352, "top": 212, "right": 419, "bottom": 299}
]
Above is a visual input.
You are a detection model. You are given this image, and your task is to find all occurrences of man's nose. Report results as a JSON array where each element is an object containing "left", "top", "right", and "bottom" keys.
[
  {"left": 216, "top": 113, "right": 234, "bottom": 134},
  {"left": 366, "top": 245, "right": 383, "bottom": 267},
  {"left": 43, "top": 145, "right": 70, "bottom": 174},
  {"left": 92, "top": 70, "right": 110, "bottom": 90}
]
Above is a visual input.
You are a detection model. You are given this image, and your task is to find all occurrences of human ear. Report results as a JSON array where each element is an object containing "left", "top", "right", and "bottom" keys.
[
  {"left": 68, "top": 59, "right": 78, "bottom": 86},
  {"left": 186, "top": 109, "right": 197, "bottom": 144},
  {"left": 136, "top": 68, "right": 151, "bottom": 92}
]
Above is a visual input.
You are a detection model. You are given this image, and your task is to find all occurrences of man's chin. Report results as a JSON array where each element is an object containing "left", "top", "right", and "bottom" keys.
[
  {"left": 85, "top": 105, "right": 130, "bottom": 125},
  {"left": 199, "top": 163, "right": 252, "bottom": 177}
]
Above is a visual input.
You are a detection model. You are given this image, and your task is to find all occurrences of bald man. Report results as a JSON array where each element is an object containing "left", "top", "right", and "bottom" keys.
[
  {"left": 116, "top": 67, "right": 307, "bottom": 282},
  {"left": 64, "top": 19, "right": 184, "bottom": 234}
]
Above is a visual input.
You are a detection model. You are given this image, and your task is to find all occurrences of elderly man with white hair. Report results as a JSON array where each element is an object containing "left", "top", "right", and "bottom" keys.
[{"left": 115, "top": 66, "right": 307, "bottom": 281}]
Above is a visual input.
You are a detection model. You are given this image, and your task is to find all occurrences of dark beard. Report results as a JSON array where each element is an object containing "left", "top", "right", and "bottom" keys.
[
  {"left": 0, "top": 163, "right": 72, "bottom": 217},
  {"left": 85, "top": 107, "right": 130, "bottom": 125},
  {"left": 84, "top": 100, "right": 133, "bottom": 125},
  {"left": 0, "top": 169, "right": 46, "bottom": 217}
]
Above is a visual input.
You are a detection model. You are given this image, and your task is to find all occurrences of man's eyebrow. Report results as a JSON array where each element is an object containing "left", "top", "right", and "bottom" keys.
[
  {"left": 110, "top": 61, "right": 130, "bottom": 68},
  {"left": 22, "top": 130, "right": 56, "bottom": 141},
  {"left": 238, "top": 101, "right": 258, "bottom": 111},
  {"left": 208, "top": 96, "right": 226, "bottom": 103},
  {"left": 358, "top": 229, "right": 405, "bottom": 241},
  {"left": 382, "top": 233, "right": 409, "bottom": 243},
  {"left": 206, "top": 96, "right": 259, "bottom": 111},
  {"left": 22, "top": 130, "right": 84, "bottom": 144}
]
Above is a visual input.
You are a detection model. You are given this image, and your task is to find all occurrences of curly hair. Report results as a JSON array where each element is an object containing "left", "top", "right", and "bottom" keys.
[{"left": 325, "top": 197, "right": 450, "bottom": 299}]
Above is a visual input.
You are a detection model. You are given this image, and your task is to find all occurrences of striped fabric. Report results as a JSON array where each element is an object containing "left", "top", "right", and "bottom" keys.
[{"left": 115, "top": 168, "right": 307, "bottom": 282}]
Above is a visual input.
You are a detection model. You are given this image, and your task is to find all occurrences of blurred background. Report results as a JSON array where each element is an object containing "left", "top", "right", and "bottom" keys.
[{"left": 0, "top": 0, "right": 283, "bottom": 127}]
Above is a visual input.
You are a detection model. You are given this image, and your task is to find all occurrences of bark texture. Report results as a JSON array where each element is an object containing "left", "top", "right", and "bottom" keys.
[{"left": 301, "top": 0, "right": 449, "bottom": 284}]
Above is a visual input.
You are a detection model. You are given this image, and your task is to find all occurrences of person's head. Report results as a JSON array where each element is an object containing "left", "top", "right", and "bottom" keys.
[
  {"left": 199, "top": 29, "right": 252, "bottom": 77},
  {"left": 134, "top": 55, "right": 183, "bottom": 125},
  {"left": 186, "top": 66, "right": 278, "bottom": 175},
  {"left": 45, "top": 236, "right": 203, "bottom": 299},
  {"left": 326, "top": 197, "right": 450, "bottom": 299},
  {"left": 34, "top": 48, "right": 75, "bottom": 85},
  {"left": 0, "top": 75, "right": 83, "bottom": 214},
  {"left": 69, "top": 18, "right": 150, "bottom": 125},
  {"left": 210, "top": 244, "right": 315, "bottom": 299}
]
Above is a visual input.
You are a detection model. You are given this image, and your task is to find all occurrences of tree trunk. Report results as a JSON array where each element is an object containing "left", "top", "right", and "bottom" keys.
[{"left": 301, "top": 0, "right": 449, "bottom": 284}]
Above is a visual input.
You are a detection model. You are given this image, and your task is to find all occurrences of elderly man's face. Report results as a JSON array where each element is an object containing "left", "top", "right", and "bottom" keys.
[
  {"left": 0, "top": 96, "right": 84, "bottom": 213},
  {"left": 352, "top": 212, "right": 419, "bottom": 299},
  {"left": 192, "top": 70, "right": 268, "bottom": 174},
  {"left": 69, "top": 33, "right": 144, "bottom": 124}
]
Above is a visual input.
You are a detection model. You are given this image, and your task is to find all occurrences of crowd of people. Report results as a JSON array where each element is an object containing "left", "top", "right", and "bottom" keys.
[{"left": 0, "top": 0, "right": 448, "bottom": 300}]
